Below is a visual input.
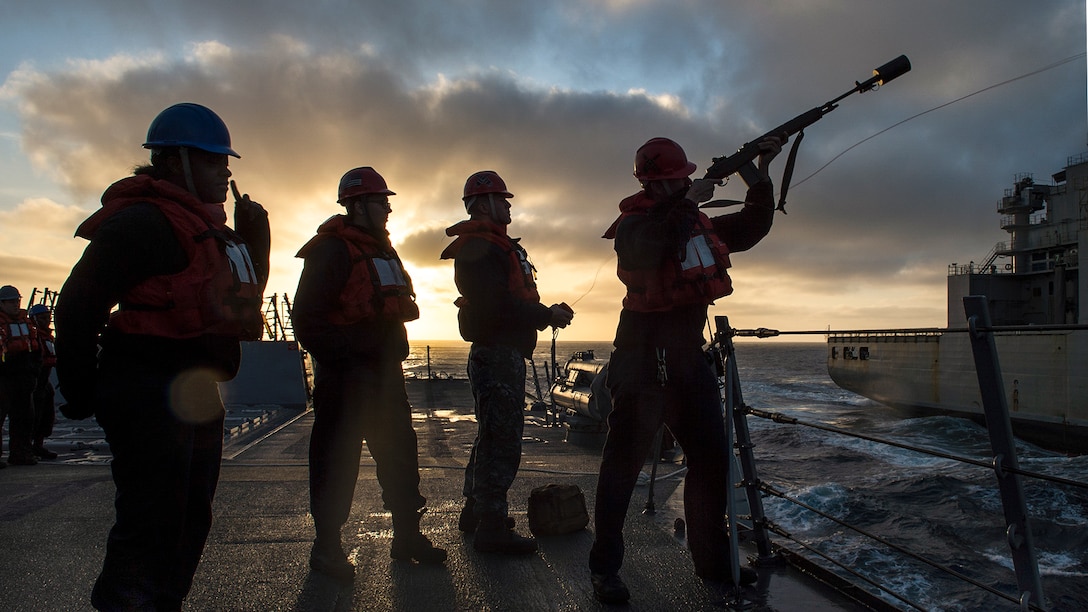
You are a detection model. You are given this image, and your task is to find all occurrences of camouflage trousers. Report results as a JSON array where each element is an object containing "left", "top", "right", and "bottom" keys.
[{"left": 463, "top": 344, "right": 527, "bottom": 519}]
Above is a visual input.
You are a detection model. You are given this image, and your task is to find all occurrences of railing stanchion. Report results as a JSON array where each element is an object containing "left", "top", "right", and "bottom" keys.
[{"left": 963, "top": 295, "right": 1046, "bottom": 611}]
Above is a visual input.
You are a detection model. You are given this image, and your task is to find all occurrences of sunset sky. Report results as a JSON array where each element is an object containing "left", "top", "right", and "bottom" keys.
[{"left": 1, "top": 1, "right": 1085, "bottom": 342}]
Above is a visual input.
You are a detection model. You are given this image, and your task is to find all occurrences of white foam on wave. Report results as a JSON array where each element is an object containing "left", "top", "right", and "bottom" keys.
[
  {"left": 983, "top": 549, "right": 1088, "bottom": 578},
  {"left": 763, "top": 482, "right": 850, "bottom": 532}
]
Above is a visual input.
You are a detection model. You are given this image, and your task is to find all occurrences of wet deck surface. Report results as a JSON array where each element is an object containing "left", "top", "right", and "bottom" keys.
[{"left": 0, "top": 379, "right": 869, "bottom": 611}]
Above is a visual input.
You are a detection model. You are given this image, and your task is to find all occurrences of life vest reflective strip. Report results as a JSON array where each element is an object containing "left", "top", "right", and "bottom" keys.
[
  {"left": 607, "top": 193, "right": 733, "bottom": 312},
  {"left": 77, "top": 180, "right": 264, "bottom": 340},
  {"left": 440, "top": 220, "right": 541, "bottom": 304},
  {"left": 0, "top": 312, "right": 40, "bottom": 357},
  {"left": 36, "top": 328, "right": 57, "bottom": 367},
  {"left": 297, "top": 216, "right": 419, "bottom": 324}
]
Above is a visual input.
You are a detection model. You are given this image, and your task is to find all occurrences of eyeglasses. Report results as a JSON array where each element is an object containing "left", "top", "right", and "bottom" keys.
[{"left": 366, "top": 197, "right": 391, "bottom": 211}]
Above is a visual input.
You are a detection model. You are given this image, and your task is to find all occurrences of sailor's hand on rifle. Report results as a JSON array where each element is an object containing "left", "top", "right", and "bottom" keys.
[
  {"left": 686, "top": 178, "right": 721, "bottom": 204},
  {"left": 549, "top": 302, "right": 574, "bottom": 329},
  {"left": 755, "top": 134, "right": 786, "bottom": 179}
]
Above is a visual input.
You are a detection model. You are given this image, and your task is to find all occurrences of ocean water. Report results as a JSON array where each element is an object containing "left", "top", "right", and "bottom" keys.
[{"left": 408, "top": 339, "right": 1088, "bottom": 612}]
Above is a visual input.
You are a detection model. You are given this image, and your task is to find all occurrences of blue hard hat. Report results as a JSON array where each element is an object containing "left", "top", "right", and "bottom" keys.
[
  {"left": 28, "top": 304, "right": 50, "bottom": 316},
  {"left": 143, "top": 103, "right": 240, "bottom": 158}
]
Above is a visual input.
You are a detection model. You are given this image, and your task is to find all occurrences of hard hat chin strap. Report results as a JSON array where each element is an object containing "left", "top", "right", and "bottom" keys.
[
  {"left": 363, "top": 201, "right": 376, "bottom": 230},
  {"left": 179, "top": 147, "right": 199, "bottom": 198},
  {"left": 465, "top": 194, "right": 501, "bottom": 222},
  {"left": 349, "top": 199, "right": 374, "bottom": 230}
]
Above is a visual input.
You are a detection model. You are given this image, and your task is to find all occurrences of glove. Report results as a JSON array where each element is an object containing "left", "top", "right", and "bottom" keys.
[
  {"left": 685, "top": 178, "right": 720, "bottom": 204},
  {"left": 59, "top": 401, "right": 95, "bottom": 420}
]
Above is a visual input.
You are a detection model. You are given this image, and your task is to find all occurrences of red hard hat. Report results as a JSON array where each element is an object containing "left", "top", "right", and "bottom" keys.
[
  {"left": 463, "top": 170, "right": 514, "bottom": 200},
  {"left": 633, "top": 137, "right": 696, "bottom": 181},
  {"left": 337, "top": 167, "right": 395, "bottom": 203}
]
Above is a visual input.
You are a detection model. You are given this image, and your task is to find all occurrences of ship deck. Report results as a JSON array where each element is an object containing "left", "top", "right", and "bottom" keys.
[{"left": 0, "top": 379, "right": 874, "bottom": 611}]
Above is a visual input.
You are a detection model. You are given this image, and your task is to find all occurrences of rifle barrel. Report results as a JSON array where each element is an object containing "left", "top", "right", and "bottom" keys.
[{"left": 707, "top": 55, "right": 911, "bottom": 183}]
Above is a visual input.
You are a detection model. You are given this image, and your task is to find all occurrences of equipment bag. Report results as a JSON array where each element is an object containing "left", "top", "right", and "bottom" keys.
[{"left": 527, "top": 483, "right": 589, "bottom": 536}]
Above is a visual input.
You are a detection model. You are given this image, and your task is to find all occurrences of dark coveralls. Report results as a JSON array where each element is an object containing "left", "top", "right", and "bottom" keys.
[
  {"left": 55, "top": 180, "right": 269, "bottom": 611},
  {"left": 292, "top": 224, "right": 427, "bottom": 541},
  {"left": 589, "top": 181, "right": 774, "bottom": 578},
  {"left": 32, "top": 322, "right": 56, "bottom": 447},
  {"left": 0, "top": 311, "right": 41, "bottom": 463},
  {"left": 443, "top": 233, "right": 552, "bottom": 522}
]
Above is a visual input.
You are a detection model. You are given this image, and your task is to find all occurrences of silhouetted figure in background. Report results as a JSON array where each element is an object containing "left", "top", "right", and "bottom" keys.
[
  {"left": 28, "top": 303, "right": 57, "bottom": 460},
  {"left": 0, "top": 284, "right": 42, "bottom": 467}
]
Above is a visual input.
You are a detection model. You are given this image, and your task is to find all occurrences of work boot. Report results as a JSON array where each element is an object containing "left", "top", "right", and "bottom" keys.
[
  {"left": 473, "top": 516, "right": 537, "bottom": 554},
  {"left": 391, "top": 510, "right": 447, "bottom": 564},
  {"left": 458, "top": 499, "right": 515, "bottom": 533},
  {"left": 7, "top": 454, "right": 37, "bottom": 466},
  {"left": 309, "top": 537, "right": 355, "bottom": 582},
  {"left": 458, "top": 500, "right": 477, "bottom": 532},
  {"left": 591, "top": 572, "right": 630, "bottom": 604},
  {"left": 32, "top": 442, "right": 58, "bottom": 460}
]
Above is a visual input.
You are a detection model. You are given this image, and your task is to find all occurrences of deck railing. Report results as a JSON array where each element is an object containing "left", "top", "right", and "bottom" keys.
[{"left": 720, "top": 311, "right": 1088, "bottom": 611}]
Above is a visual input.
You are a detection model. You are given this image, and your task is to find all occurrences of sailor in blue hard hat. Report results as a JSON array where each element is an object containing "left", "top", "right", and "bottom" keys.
[{"left": 53, "top": 102, "right": 270, "bottom": 610}]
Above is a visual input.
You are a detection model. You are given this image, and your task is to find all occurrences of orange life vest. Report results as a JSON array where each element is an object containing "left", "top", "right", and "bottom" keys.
[
  {"left": 440, "top": 219, "right": 541, "bottom": 305},
  {"left": 35, "top": 325, "right": 57, "bottom": 368},
  {"left": 296, "top": 215, "right": 419, "bottom": 324},
  {"left": 603, "top": 192, "right": 733, "bottom": 312},
  {"left": 76, "top": 175, "right": 265, "bottom": 340},
  {"left": 0, "top": 310, "right": 41, "bottom": 361}
]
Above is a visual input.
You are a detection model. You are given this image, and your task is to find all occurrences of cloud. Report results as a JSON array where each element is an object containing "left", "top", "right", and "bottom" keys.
[
  {"left": 0, "top": 198, "right": 91, "bottom": 291},
  {"left": 0, "top": 0, "right": 1084, "bottom": 339}
]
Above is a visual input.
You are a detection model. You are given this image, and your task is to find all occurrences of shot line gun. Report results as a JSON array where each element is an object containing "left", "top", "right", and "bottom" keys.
[{"left": 702, "top": 55, "right": 911, "bottom": 213}]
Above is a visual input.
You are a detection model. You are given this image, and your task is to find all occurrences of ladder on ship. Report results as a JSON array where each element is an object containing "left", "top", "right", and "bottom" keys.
[
  {"left": 262, "top": 293, "right": 295, "bottom": 341},
  {"left": 27, "top": 287, "right": 60, "bottom": 309}
]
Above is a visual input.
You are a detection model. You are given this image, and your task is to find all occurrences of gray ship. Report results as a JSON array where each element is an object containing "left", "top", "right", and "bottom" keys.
[{"left": 828, "top": 153, "right": 1088, "bottom": 454}]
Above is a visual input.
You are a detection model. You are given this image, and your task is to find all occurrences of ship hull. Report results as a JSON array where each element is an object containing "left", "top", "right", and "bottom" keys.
[{"left": 827, "top": 330, "right": 1088, "bottom": 454}]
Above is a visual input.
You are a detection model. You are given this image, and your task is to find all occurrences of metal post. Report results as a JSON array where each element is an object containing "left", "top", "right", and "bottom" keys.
[
  {"left": 720, "top": 333, "right": 743, "bottom": 588},
  {"left": 962, "top": 296, "right": 1046, "bottom": 610}
]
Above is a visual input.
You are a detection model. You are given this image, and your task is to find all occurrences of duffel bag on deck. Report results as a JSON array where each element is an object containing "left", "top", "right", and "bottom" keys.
[{"left": 527, "top": 483, "right": 589, "bottom": 536}]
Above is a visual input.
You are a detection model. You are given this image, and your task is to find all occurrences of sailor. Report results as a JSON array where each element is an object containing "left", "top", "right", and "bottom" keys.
[
  {"left": 0, "top": 284, "right": 42, "bottom": 467},
  {"left": 292, "top": 166, "right": 446, "bottom": 581},
  {"left": 440, "top": 170, "right": 574, "bottom": 554},
  {"left": 28, "top": 303, "right": 58, "bottom": 460},
  {"left": 54, "top": 102, "right": 270, "bottom": 610},
  {"left": 589, "top": 135, "right": 783, "bottom": 603}
]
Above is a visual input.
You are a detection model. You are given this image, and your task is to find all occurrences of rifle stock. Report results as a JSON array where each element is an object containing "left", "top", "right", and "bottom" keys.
[
  {"left": 702, "top": 55, "right": 911, "bottom": 203},
  {"left": 704, "top": 106, "right": 828, "bottom": 183}
]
